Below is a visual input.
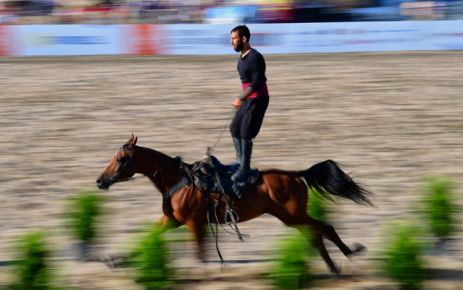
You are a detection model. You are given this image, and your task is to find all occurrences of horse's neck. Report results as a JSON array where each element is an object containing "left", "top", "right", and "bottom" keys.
[{"left": 136, "top": 146, "right": 185, "bottom": 194}]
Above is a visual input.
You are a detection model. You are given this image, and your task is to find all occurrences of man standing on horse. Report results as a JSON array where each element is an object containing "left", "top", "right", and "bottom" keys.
[{"left": 229, "top": 25, "right": 269, "bottom": 196}]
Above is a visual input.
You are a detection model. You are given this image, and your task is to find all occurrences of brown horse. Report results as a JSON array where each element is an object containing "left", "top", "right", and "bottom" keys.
[{"left": 96, "top": 134, "right": 372, "bottom": 273}]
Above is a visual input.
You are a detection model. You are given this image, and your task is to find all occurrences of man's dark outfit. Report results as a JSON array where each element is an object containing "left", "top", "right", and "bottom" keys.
[{"left": 230, "top": 48, "right": 269, "bottom": 191}]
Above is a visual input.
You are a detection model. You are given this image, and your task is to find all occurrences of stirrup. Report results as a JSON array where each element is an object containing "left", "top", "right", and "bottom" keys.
[
  {"left": 232, "top": 182, "right": 245, "bottom": 199},
  {"left": 231, "top": 166, "right": 250, "bottom": 182}
]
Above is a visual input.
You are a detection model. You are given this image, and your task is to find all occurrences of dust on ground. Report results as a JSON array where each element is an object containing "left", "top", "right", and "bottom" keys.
[{"left": 0, "top": 52, "right": 462, "bottom": 289}]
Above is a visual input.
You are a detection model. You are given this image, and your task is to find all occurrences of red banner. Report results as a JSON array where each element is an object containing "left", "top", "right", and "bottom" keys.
[
  {"left": 0, "top": 25, "right": 12, "bottom": 56},
  {"left": 124, "top": 24, "right": 163, "bottom": 55}
]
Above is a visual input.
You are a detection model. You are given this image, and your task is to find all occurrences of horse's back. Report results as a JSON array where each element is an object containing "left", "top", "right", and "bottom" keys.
[{"left": 259, "top": 169, "right": 308, "bottom": 206}]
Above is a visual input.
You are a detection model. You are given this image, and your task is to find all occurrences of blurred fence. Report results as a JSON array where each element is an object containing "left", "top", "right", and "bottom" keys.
[{"left": 0, "top": 21, "right": 463, "bottom": 56}]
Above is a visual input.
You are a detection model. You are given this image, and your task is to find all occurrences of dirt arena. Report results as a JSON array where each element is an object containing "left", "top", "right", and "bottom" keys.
[{"left": 1, "top": 52, "right": 462, "bottom": 289}]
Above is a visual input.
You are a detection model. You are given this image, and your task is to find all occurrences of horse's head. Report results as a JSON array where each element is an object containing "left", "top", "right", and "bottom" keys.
[{"left": 96, "top": 134, "right": 138, "bottom": 190}]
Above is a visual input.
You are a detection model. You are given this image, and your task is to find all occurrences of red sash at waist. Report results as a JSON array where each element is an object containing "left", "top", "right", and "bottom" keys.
[{"left": 242, "top": 82, "right": 269, "bottom": 99}]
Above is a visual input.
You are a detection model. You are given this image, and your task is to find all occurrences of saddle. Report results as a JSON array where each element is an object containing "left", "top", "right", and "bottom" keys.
[{"left": 192, "top": 155, "right": 261, "bottom": 198}]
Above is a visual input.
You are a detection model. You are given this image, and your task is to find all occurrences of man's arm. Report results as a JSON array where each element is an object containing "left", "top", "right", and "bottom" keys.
[
  {"left": 239, "top": 86, "right": 253, "bottom": 101},
  {"left": 248, "top": 56, "right": 266, "bottom": 95},
  {"left": 232, "top": 86, "right": 253, "bottom": 108},
  {"left": 233, "top": 52, "right": 266, "bottom": 108}
]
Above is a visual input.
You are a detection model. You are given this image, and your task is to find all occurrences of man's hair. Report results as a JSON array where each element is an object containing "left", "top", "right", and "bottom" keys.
[{"left": 231, "top": 25, "right": 251, "bottom": 41}]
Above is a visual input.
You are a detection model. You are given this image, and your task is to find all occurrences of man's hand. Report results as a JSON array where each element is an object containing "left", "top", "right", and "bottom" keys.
[{"left": 232, "top": 98, "right": 242, "bottom": 109}]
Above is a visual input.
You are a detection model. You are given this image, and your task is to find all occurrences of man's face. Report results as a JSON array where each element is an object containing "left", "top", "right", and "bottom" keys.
[{"left": 230, "top": 31, "right": 243, "bottom": 53}]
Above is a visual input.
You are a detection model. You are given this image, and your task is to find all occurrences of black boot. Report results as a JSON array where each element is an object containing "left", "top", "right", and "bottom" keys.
[
  {"left": 231, "top": 138, "right": 252, "bottom": 182},
  {"left": 241, "top": 138, "right": 252, "bottom": 172},
  {"left": 232, "top": 137, "right": 242, "bottom": 164}
]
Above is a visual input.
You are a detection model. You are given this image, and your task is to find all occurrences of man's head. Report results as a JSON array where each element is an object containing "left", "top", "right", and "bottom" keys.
[{"left": 230, "top": 25, "right": 251, "bottom": 53}]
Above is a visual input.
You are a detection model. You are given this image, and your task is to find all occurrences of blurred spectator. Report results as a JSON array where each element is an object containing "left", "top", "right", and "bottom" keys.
[
  {"left": 290, "top": 0, "right": 352, "bottom": 22},
  {"left": 81, "top": 0, "right": 115, "bottom": 23},
  {"left": 3, "top": 0, "right": 55, "bottom": 17},
  {"left": 135, "top": 0, "right": 203, "bottom": 23},
  {"left": 446, "top": 0, "right": 463, "bottom": 19},
  {"left": 0, "top": 2, "right": 19, "bottom": 23},
  {"left": 400, "top": 1, "right": 443, "bottom": 20},
  {"left": 203, "top": 0, "right": 352, "bottom": 23},
  {"left": 256, "top": 0, "right": 293, "bottom": 23},
  {"left": 0, "top": 0, "right": 462, "bottom": 24},
  {"left": 204, "top": 4, "right": 259, "bottom": 24},
  {"left": 349, "top": 0, "right": 414, "bottom": 21}
]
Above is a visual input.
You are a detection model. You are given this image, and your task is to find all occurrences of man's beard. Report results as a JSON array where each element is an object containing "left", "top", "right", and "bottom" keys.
[{"left": 234, "top": 41, "right": 243, "bottom": 52}]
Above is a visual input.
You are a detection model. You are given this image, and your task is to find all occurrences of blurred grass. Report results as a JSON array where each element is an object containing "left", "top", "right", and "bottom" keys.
[
  {"left": 382, "top": 223, "right": 426, "bottom": 290},
  {"left": 64, "top": 190, "right": 104, "bottom": 261},
  {"left": 269, "top": 229, "right": 315, "bottom": 290},
  {"left": 65, "top": 191, "right": 104, "bottom": 243},
  {"left": 7, "top": 231, "right": 56, "bottom": 290},
  {"left": 307, "top": 188, "right": 327, "bottom": 222},
  {"left": 423, "top": 177, "right": 457, "bottom": 242},
  {"left": 128, "top": 224, "right": 173, "bottom": 290}
]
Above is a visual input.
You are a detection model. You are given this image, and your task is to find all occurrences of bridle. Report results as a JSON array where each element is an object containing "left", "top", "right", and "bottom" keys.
[
  {"left": 106, "top": 144, "right": 136, "bottom": 185},
  {"left": 116, "top": 144, "right": 133, "bottom": 174},
  {"left": 104, "top": 145, "right": 190, "bottom": 194}
]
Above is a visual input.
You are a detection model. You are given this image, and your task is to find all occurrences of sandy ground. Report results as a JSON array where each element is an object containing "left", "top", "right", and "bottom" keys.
[{"left": 0, "top": 52, "right": 462, "bottom": 289}]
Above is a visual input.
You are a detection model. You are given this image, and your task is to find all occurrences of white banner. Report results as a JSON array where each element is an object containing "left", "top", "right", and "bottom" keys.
[
  {"left": 14, "top": 25, "right": 123, "bottom": 56},
  {"left": 162, "top": 21, "right": 463, "bottom": 54},
  {"left": 1, "top": 21, "right": 462, "bottom": 56}
]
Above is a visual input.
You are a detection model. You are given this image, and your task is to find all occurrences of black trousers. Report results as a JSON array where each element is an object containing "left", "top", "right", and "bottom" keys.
[{"left": 230, "top": 96, "right": 269, "bottom": 139}]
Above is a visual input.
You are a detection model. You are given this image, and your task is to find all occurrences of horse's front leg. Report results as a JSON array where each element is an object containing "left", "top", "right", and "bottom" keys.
[
  {"left": 158, "top": 214, "right": 182, "bottom": 231},
  {"left": 185, "top": 218, "right": 206, "bottom": 262},
  {"left": 101, "top": 214, "right": 181, "bottom": 269}
]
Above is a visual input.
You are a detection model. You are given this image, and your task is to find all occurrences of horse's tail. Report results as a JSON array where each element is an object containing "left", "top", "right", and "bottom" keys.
[{"left": 301, "top": 160, "right": 372, "bottom": 205}]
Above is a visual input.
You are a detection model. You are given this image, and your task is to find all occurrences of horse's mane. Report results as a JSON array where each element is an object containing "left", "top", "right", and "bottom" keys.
[
  {"left": 135, "top": 145, "right": 192, "bottom": 169},
  {"left": 261, "top": 169, "right": 300, "bottom": 176}
]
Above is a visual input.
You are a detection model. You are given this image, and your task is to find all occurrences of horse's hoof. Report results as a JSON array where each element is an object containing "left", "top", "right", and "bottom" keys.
[
  {"left": 330, "top": 266, "right": 341, "bottom": 275},
  {"left": 100, "top": 255, "right": 121, "bottom": 269},
  {"left": 348, "top": 243, "right": 367, "bottom": 258}
]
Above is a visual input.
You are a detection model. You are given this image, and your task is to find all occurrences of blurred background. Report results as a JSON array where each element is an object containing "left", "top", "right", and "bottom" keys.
[
  {"left": 1, "top": 0, "right": 463, "bottom": 290},
  {"left": 1, "top": 0, "right": 463, "bottom": 24}
]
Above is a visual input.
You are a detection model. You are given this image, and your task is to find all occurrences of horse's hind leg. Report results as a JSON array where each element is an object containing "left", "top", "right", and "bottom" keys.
[
  {"left": 278, "top": 215, "right": 341, "bottom": 273},
  {"left": 304, "top": 216, "right": 366, "bottom": 258},
  {"left": 307, "top": 232, "right": 340, "bottom": 274}
]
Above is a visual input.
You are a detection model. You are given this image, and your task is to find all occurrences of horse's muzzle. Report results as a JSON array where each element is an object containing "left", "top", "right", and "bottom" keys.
[{"left": 96, "top": 176, "right": 111, "bottom": 190}]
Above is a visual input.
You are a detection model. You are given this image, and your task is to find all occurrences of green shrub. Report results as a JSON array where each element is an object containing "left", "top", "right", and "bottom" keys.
[
  {"left": 383, "top": 224, "right": 426, "bottom": 290},
  {"left": 423, "top": 177, "right": 456, "bottom": 239},
  {"left": 270, "top": 231, "right": 313, "bottom": 290},
  {"left": 130, "top": 224, "right": 173, "bottom": 290},
  {"left": 66, "top": 191, "right": 103, "bottom": 242},
  {"left": 9, "top": 232, "right": 51, "bottom": 290},
  {"left": 307, "top": 188, "right": 327, "bottom": 222}
]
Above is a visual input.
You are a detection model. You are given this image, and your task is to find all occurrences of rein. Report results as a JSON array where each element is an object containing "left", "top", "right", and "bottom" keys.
[
  {"left": 208, "top": 109, "right": 235, "bottom": 155},
  {"left": 143, "top": 155, "right": 193, "bottom": 200},
  {"left": 163, "top": 176, "right": 191, "bottom": 199},
  {"left": 112, "top": 176, "right": 137, "bottom": 183}
]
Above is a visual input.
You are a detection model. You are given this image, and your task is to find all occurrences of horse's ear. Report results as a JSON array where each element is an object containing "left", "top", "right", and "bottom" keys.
[
  {"left": 128, "top": 134, "right": 138, "bottom": 145},
  {"left": 126, "top": 134, "right": 138, "bottom": 151}
]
